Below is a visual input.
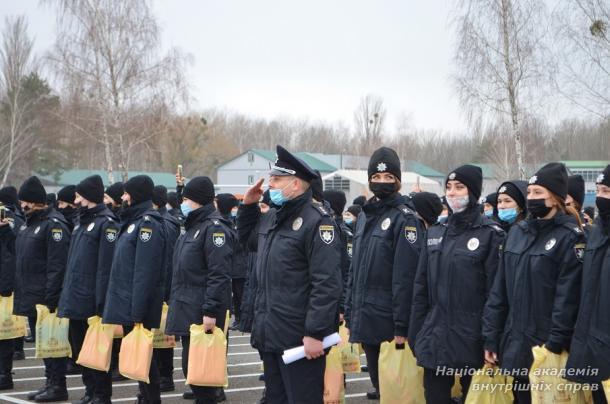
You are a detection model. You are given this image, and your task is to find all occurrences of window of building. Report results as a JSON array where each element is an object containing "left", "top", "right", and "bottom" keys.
[
  {"left": 324, "top": 176, "right": 350, "bottom": 191},
  {"left": 247, "top": 152, "right": 254, "bottom": 163},
  {"left": 248, "top": 175, "right": 254, "bottom": 185}
]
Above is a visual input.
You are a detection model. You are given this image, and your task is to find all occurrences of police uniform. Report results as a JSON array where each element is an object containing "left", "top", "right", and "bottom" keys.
[
  {"left": 15, "top": 176, "right": 72, "bottom": 402},
  {"left": 237, "top": 145, "right": 342, "bottom": 404},
  {"left": 0, "top": 199, "right": 24, "bottom": 390},
  {"left": 483, "top": 163, "right": 584, "bottom": 403},
  {"left": 345, "top": 147, "right": 424, "bottom": 398},
  {"left": 103, "top": 176, "right": 167, "bottom": 404},
  {"left": 409, "top": 165, "right": 505, "bottom": 403},
  {"left": 165, "top": 191, "right": 233, "bottom": 403}
]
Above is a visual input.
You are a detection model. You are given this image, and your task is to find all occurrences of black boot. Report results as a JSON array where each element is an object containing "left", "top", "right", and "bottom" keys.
[
  {"left": 66, "top": 359, "right": 81, "bottom": 375},
  {"left": 257, "top": 388, "right": 267, "bottom": 404},
  {"left": 24, "top": 335, "right": 35, "bottom": 343},
  {"left": 34, "top": 383, "right": 69, "bottom": 402},
  {"left": 0, "top": 373, "right": 13, "bottom": 390},
  {"left": 366, "top": 389, "right": 380, "bottom": 400},
  {"left": 27, "top": 382, "right": 49, "bottom": 400},
  {"left": 159, "top": 375, "right": 175, "bottom": 392},
  {"left": 215, "top": 387, "right": 226, "bottom": 402},
  {"left": 183, "top": 388, "right": 195, "bottom": 400},
  {"left": 112, "top": 367, "right": 127, "bottom": 382},
  {"left": 90, "top": 398, "right": 112, "bottom": 404}
]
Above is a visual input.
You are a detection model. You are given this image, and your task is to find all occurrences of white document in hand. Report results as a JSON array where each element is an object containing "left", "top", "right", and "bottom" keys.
[{"left": 281, "top": 332, "right": 342, "bottom": 365}]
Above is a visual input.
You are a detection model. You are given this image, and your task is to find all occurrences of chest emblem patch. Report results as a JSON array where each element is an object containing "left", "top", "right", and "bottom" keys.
[
  {"left": 194, "top": 230, "right": 200, "bottom": 239},
  {"left": 319, "top": 225, "right": 335, "bottom": 244},
  {"left": 467, "top": 237, "right": 480, "bottom": 251},
  {"left": 293, "top": 217, "right": 303, "bottom": 231},
  {"left": 87, "top": 223, "right": 95, "bottom": 232},
  {"left": 34, "top": 226, "right": 41, "bottom": 234},
  {"left": 545, "top": 238, "right": 556, "bottom": 251},
  {"left": 127, "top": 224, "right": 135, "bottom": 234},
  {"left": 381, "top": 218, "right": 391, "bottom": 231}
]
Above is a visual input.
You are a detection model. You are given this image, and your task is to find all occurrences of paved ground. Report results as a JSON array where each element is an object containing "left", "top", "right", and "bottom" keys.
[{"left": 0, "top": 332, "right": 374, "bottom": 403}]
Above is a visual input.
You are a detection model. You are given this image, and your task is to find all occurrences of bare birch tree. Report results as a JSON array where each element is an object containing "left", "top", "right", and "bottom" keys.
[
  {"left": 46, "top": 0, "right": 190, "bottom": 183},
  {"left": 453, "top": 0, "right": 550, "bottom": 179},
  {"left": 354, "top": 94, "right": 386, "bottom": 154}
]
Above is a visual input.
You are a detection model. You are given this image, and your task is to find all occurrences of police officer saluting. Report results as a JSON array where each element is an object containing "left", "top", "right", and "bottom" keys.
[
  {"left": 238, "top": 145, "right": 343, "bottom": 404},
  {"left": 15, "top": 176, "right": 71, "bottom": 402},
  {"left": 57, "top": 175, "right": 119, "bottom": 404},
  {"left": 102, "top": 175, "right": 167, "bottom": 404},
  {"left": 345, "top": 147, "right": 424, "bottom": 400},
  {"left": 165, "top": 176, "right": 233, "bottom": 403}
]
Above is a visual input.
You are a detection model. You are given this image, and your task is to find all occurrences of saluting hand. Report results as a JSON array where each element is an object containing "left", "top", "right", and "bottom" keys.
[
  {"left": 243, "top": 178, "right": 265, "bottom": 205},
  {"left": 303, "top": 336, "right": 324, "bottom": 360}
]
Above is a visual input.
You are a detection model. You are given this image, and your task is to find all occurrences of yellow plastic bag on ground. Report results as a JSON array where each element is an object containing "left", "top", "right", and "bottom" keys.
[
  {"left": 338, "top": 324, "right": 360, "bottom": 373},
  {"left": 153, "top": 303, "right": 176, "bottom": 349},
  {"left": 529, "top": 345, "right": 589, "bottom": 404},
  {"left": 0, "top": 295, "right": 26, "bottom": 340},
  {"left": 465, "top": 366, "right": 514, "bottom": 404},
  {"left": 452, "top": 376, "right": 462, "bottom": 398},
  {"left": 379, "top": 341, "right": 424, "bottom": 404},
  {"left": 324, "top": 346, "right": 345, "bottom": 404},
  {"left": 187, "top": 325, "right": 228, "bottom": 387},
  {"left": 119, "top": 323, "right": 154, "bottom": 383},
  {"left": 35, "top": 305, "right": 71, "bottom": 358},
  {"left": 76, "top": 316, "right": 114, "bottom": 371}
]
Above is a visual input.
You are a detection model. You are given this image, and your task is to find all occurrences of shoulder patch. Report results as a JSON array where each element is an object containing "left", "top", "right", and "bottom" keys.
[
  {"left": 405, "top": 226, "right": 418, "bottom": 244},
  {"left": 139, "top": 227, "right": 152, "bottom": 242},
  {"left": 51, "top": 228, "right": 63, "bottom": 242},
  {"left": 574, "top": 243, "right": 585, "bottom": 260},
  {"left": 319, "top": 224, "right": 335, "bottom": 244},
  {"left": 105, "top": 228, "right": 118, "bottom": 242},
  {"left": 212, "top": 232, "right": 226, "bottom": 247}
]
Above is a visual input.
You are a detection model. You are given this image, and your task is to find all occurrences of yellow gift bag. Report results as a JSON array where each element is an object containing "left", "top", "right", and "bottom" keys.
[
  {"left": 379, "top": 341, "right": 424, "bottom": 404},
  {"left": 76, "top": 316, "right": 114, "bottom": 371},
  {"left": 35, "top": 304, "right": 71, "bottom": 358},
  {"left": 0, "top": 295, "right": 26, "bottom": 340},
  {"left": 187, "top": 325, "right": 228, "bottom": 387},
  {"left": 338, "top": 324, "right": 361, "bottom": 373},
  {"left": 603, "top": 379, "right": 610, "bottom": 401},
  {"left": 529, "top": 345, "right": 589, "bottom": 404},
  {"left": 324, "top": 346, "right": 345, "bottom": 404},
  {"left": 465, "top": 366, "right": 513, "bottom": 404},
  {"left": 153, "top": 303, "right": 176, "bottom": 349},
  {"left": 119, "top": 323, "right": 154, "bottom": 383}
]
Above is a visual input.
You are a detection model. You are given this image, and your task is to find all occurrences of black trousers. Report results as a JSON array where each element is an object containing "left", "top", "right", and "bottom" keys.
[
  {"left": 0, "top": 338, "right": 14, "bottom": 375},
  {"left": 14, "top": 336, "right": 23, "bottom": 353},
  {"left": 262, "top": 351, "right": 326, "bottom": 404},
  {"left": 231, "top": 278, "right": 245, "bottom": 322},
  {"left": 110, "top": 338, "right": 121, "bottom": 372},
  {"left": 181, "top": 335, "right": 221, "bottom": 403},
  {"left": 423, "top": 368, "right": 472, "bottom": 404},
  {"left": 154, "top": 347, "right": 174, "bottom": 379},
  {"left": 593, "top": 386, "right": 608, "bottom": 404},
  {"left": 361, "top": 343, "right": 380, "bottom": 391},
  {"left": 123, "top": 325, "right": 160, "bottom": 403},
  {"left": 69, "top": 319, "right": 112, "bottom": 399}
]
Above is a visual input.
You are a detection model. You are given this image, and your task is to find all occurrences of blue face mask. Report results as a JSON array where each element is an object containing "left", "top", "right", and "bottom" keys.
[
  {"left": 498, "top": 208, "right": 519, "bottom": 224},
  {"left": 484, "top": 210, "right": 494, "bottom": 218},
  {"left": 230, "top": 210, "right": 237, "bottom": 218},
  {"left": 438, "top": 215, "right": 448, "bottom": 224},
  {"left": 344, "top": 217, "right": 353, "bottom": 225},
  {"left": 181, "top": 202, "right": 193, "bottom": 217},
  {"left": 269, "top": 183, "right": 292, "bottom": 207}
]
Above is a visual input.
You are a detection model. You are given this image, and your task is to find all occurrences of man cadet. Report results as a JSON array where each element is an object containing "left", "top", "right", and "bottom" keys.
[
  {"left": 238, "top": 145, "right": 343, "bottom": 404},
  {"left": 57, "top": 175, "right": 119, "bottom": 404},
  {"left": 0, "top": 186, "right": 25, "bottom": 390},
  {"left": 103, "top": 175, "right": 167, "bottom": 404},
  {"left": 14, "top": 176, "right": 71, "bottom": 402}
]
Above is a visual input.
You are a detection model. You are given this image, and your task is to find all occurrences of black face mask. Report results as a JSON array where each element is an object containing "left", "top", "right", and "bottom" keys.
[
  {"left": 59, "top": 207, "right": 76, "bottom": 217},
  {"left": 121, "top": 200, "right": 130, "bottom": 209},
  {"left": 596, "top": 196, "right": 610, "bottom": 217},
  {"left": 369, "top": 182, "right": 396, "bottom": 200},
  {"left": 527, "top": 198, "right": 552, "bottom": 219}
]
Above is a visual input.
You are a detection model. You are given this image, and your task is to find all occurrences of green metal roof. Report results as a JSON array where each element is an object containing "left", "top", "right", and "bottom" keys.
[
  {"left": 251, "top": 149, "right": 337, "bottom": 172},
  {"left": 38, "top": 169, "right": 178, "bottom": 188},
  {"left": 403, "top": 161, "right": 445, "bottom": 178},
  {"left": 561, "top": 161, "right": 608, "bottom": 169}
]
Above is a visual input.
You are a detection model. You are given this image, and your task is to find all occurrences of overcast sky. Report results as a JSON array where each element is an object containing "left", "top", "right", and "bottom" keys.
[{"left": 0, "top": 0, "right": 465, "bottom": 133}]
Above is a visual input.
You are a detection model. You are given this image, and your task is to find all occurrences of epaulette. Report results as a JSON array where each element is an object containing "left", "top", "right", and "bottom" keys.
[
  {"left": 52, "top": 218, "right": 59, "bottom": 223},
  {"left": 312, "top": 202, "right": 330, "bottom": 217},
  {"left": 143, "top": 215, "right": 151, "bottom": 222},
  {"left": 395, "top": 204, "right": 414, "bottom": 217},
  {"left": 563, "top": 222, "right": 583, "bottom": 236}
]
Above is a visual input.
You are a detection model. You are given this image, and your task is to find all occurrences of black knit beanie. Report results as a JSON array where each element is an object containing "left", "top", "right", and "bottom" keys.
[
  {"left": 528, "top": 163, "right": 568, "bottom": 200},
  {"left": 597, "top": 165, "right": 610, "bottom": 187},
  {"left": 484, "top": 192, "right": 498, "bottom": 209},
  {"left": 216, "top": 193, "right": 239, "bottom": 215},
  {"left": 152, "top": 185, "right": 168, "bottom": 207},
  {"left": 18, "top": 176, "right": 46, "bottom": 204},
  {"left": 411, "top": 192, "right": 443, "bottom": 226},
  {"left": 347, "top": 204, "right": 362, "bottom": 218},
  {"left": 446, "top": 165, "right": 483, "bottom": 200},
  {"left": 167, "top": 191, "right": 180, "bottom": 209},
  {"left": 124, "top": 175, "right": 154, "bottom": 205},
  {"left": 0, "top": 186, "right": 19, "bottom": 207},
  {"left": 183, "top": 176, "right": 215, "bottom": 206},
  {"left": 57, "top": 185, "right": 76, "bottom": 204},
  {"left": 497, "top": 180, "right": 528, "bottom": 212},
  {"left": 105, "top": 182, "right": 124, "bottom": 205},
  {"left": 368, "top": 147, "right": 401, "bottom": 181},
  {"left": 311, "top": 170, "right": 324, "bottom": 202},
  {"left": 76, "top": 175, "right": 104, "bottom": 204},
  {"left": 323, "top": 190, "right": 347, "bottom": 216},
  {"left": 353, "top": 196, "right": 366, "bottom": 207},
  {"left": 568, "top": 175, "right": 585, "bottom": 207}
]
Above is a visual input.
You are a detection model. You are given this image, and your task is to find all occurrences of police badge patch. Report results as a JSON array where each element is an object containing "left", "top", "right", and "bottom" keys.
[
  {"left": 139, "top": 227, "right": 152, "bottom": 243},
  {"left": 213, "top": 232, "right": 226, "bottom": 247},
  {"left": 51, "top": 228, "right": 63, "bottom": 242},
  {"left": 319, "top": 225, "right": 335, "bottom": 244},
  {"left": 574, "top": 243, "right": 585, "bottom": 260},
  {"left": 105, "top": 229, "right": 117, "bottom": 243},
  {"left": 405, "top": 226, "right": 417, "bottom": 244}
]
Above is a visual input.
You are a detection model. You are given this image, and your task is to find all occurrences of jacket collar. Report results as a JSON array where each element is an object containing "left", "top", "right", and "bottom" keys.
[
  {"left": 185, "top": 203, "right": 216, "bottom": 230},
  {"left": 120, "top": 200, "right": 153, "bottom": 223},
  {"left": 362, "top": 193, "right": 403, "bottom": 216},
  {"left": 275, "top": 189, "right": 311, "bottom": 224}
]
